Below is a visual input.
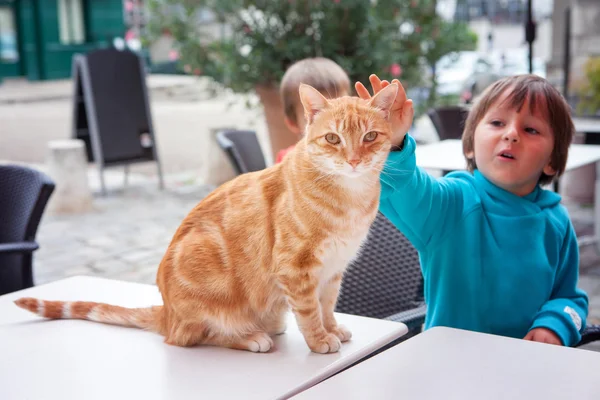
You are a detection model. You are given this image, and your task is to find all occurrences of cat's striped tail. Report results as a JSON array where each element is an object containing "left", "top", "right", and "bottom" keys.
[{"left": 14, "top": 297, "right": 163, "bottom": 331}]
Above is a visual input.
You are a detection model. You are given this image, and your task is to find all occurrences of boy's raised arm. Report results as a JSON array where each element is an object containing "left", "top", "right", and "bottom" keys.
[
  {"left": 379, "top": 135, "right": 466, "bottom": 251},
  {"left": 357, "top": 75, "right": 466, "bottom": 251}
]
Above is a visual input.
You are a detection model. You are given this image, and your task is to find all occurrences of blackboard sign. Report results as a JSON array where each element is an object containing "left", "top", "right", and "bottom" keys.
[{"left": 71, "top": 48, "right": 164, "bottom": 194}]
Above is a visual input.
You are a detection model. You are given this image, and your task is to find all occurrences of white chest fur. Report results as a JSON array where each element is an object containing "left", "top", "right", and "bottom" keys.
[{"left": 318, "top": 225, "right": 371, "bottom": 285}]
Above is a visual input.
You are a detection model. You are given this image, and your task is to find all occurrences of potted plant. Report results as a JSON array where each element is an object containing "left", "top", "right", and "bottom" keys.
[
  {"left": 561, "top": 57, "right": 600, "bottom": 204},
  {"left": 575, "top": 57, "right": 600, "bottom": 117},
  {"left": 145, "top": 0, "right": 476, "bottom": 159}
]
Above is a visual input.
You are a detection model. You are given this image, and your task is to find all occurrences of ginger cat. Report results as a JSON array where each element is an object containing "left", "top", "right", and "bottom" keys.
[{"left": 15, "top": 83, "right": 398, "bottom": 353}]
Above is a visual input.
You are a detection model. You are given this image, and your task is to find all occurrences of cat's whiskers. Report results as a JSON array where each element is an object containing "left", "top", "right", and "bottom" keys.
[
  {"left": 379, "top": 165, "right": 412, "bottom": 175},
  {"left": 313, "top": 170, "right": 337, "bottom": 184},
  {"left": 378, "top": 173, "right": 394, "bottom": 188},
  {"left": 292, "top": 161, "right": 337, "bottom": 183}
]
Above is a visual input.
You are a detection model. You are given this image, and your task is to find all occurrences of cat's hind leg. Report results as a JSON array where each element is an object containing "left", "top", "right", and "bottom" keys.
[
  {"left": 262, "top": 300, "right": 289, "bottom": 336},
  {"left": 265, "top": 316, "right": 287, "bottom": 336},
  {"left": 188, "top": 314, "right": 275, "bottom": 352},
  {"left": 164, "top": 319, "right": 207, "bottom": 347},
  {"left": 201, "top": 330, "right": 274, "bottom": 353},
  {"left": 226, "top": 332, "right": 274, "bottom": 353},
  {"left": 163, "top": 314, "right": 274, "bottom": 352}
]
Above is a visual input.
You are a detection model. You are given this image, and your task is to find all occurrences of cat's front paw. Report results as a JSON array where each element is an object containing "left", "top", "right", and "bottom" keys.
[
  {"left": 307, "top": 333, "right": 342, "bottom": 354},
  {"left": 328, "top": 324, "right": 352, "bottom": 342}
]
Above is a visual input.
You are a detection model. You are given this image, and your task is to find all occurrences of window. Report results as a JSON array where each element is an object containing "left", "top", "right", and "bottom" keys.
[
  {"left": 0, "top": 6, "right": 19, "bottom": 62},
  {"left": 58, "top": 0, "right": 85, "bottom": 44}
]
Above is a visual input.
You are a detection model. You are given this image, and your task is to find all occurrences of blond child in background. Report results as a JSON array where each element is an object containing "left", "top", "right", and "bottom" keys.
[{"left": 275, "top": 57, "right": 351, "bottom": 163}]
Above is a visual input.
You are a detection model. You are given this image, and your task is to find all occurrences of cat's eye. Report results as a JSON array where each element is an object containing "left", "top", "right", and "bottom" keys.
[
  {"left": 325, "top": 133, "right": 341, "bottom": 144},
  {"left": 364, "top": 131, "right": 378, "bottom": 142}
]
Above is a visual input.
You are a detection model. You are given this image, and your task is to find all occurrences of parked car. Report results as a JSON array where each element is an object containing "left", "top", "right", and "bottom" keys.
[
  {"left": 433, "top": 51, "right": 500, "bottom": 98},
  {"left": 491, "top": 49, "right": 546, "bottom": 78},
  {"left": 461, "top": 48, "right": 547, "bottom": 103}
]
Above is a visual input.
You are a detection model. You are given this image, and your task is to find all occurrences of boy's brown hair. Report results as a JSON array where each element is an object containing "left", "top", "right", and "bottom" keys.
[
  {"left": 462, "top": 74, "right": 575, "bottom": 186},
  {"left": 280, "top": 57, "right": 351, "bottom": 125}
]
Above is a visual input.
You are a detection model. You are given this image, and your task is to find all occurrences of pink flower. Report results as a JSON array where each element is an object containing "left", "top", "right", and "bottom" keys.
[
  {"left": 168, "top": 49, "right": 179, "bottom": 61},
  {"left": 334, "top": 0, "right": 340, "bottom": 3},
  {"left": 125, "top": 1, "right": 134, "bottom": 12},
  {"left": 415, "top": 26, "right": 421, "bottom": 33},
  {"left": 124, "top": 29, "right": 136, "bottom": 41},
  {"left": 183, "top": 65, "right": 192, "bottom": 73},
  {"left": 390, "top": 63, "right": 402, "bottom": 77},
  {"left": 193, "top": 68, "right": 202, "bottom": 76}
]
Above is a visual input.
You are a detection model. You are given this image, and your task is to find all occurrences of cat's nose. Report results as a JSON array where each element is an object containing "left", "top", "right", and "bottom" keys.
[{"left": 348, "top": 159, "right": 361, "bottom": 169}]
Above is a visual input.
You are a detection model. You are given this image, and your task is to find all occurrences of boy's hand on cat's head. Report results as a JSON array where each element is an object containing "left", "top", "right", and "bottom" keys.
[
  {"left": 355, "top": 74, "right": 414, "bottom": 147},
  {"left": 524, "top": 328, "right": 562, "bottom": 346}
]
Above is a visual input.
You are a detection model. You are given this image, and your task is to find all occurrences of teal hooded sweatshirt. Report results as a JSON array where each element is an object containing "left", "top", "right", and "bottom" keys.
[{"left": 380, "top": 135, "right": 589, "bottom": 346}]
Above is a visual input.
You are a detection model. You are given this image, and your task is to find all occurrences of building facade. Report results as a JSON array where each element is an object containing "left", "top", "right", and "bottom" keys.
[
  {"left": 0, "top": 0, "right": 124, "bottom": 82},
  {"left": 548, "top": 0, "right": 600, "bottom": 92},
  {"left": 452, "top": 0, "right": 553, "bottom": 24}
]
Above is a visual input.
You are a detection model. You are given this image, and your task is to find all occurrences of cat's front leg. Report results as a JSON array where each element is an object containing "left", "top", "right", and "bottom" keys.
[
  {"left": 320, "top": 272, "right": 352, "bottom": 342},
  {"left": 279, "top": 270, "right": 342, "bottom": 354}
]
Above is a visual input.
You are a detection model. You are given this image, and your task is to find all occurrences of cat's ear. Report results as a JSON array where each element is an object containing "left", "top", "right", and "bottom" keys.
[
  {"left": 369, "top": 83, "right": 398, "bottom": 120},
  {"left": 299, "top": 84, "right": 329, "bottom": 124}
]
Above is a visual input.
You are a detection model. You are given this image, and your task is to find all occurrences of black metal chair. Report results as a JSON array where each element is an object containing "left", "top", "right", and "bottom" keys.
[
  {"left": 0, "top": 164, "right": 55, "bottom": 295},
  {"left": 216, "top": 130, "right": 267, "bottom": 175},
  {"left": 578, "top": 325, "right": 600, "bottom": 348},
  {"left": 336, "top": 212, "right": 426, "bottom": 339},
  {"left": 427, "top": 106, "right": 470, "bottom": 140}
]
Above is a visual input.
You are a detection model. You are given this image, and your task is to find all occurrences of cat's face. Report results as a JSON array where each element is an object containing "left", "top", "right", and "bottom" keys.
[{"left": 299, "top": 84, "right": 397, "bottom": 178}]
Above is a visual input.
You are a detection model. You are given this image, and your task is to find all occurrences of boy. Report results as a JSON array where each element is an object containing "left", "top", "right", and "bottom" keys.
[
  {"left": 275, "top": 57, "right": 351, "bottom": 163},
  {"left": 356, "top": 74, "right": 588, "bottom": 346}
]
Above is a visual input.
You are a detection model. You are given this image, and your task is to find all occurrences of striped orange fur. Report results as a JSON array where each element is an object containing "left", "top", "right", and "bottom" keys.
[
  {"left": 15, "top": 83, "right": 398, "bottom": 353},
  {"left": 14, "top": 297, "right": 160, "bottom": 329}
]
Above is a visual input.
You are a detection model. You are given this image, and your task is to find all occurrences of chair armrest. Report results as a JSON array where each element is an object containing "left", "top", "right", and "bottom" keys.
[
  {"left": 384, "top": 303, "right": 427, "bottom": 330},
  {"left": 576, "top": 324, "right": 600, "bottom": 347},
  {"left": 0, "top": 241, "right": 39, "bottom": 254}
]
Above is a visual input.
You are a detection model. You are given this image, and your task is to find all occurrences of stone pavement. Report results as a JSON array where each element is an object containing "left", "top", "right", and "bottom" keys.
[{"left": 33, "top": 179, "right": 214, "bottom": 286}]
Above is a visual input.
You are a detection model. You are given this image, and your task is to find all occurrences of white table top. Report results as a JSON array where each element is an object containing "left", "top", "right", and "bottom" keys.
[
  {"left": 573, "top": 117, "right": 600, "bottom": 134},
  {"left": 415, "top": 139, "right": 600, "bottom": 172},
  {"left": 295, "top": 326, "right": 600, "bottom": 400},
  {"left": 0, "top": 276, "right": 407, "bottom": 400}
]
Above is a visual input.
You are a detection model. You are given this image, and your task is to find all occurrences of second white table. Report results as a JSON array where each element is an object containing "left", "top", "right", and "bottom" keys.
[{"left": 295, "top": 326, "right": 600, "bottom": 400}]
